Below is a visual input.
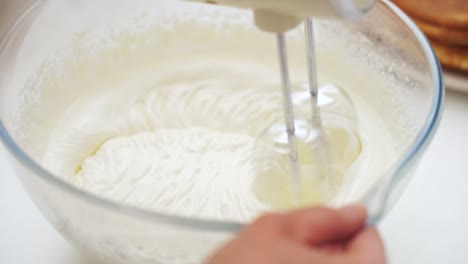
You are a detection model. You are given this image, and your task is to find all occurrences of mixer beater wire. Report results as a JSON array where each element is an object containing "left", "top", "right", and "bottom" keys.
[
  {"left": 275, "top": 18, "right": 336, "bottom": 206},
  {"left": 305, "top": 18, "right": 321, "bottom": 125},
  {"left": 304, "top": 18, "right": 337, "bottom": 197},
  {"left": 276, "top": 32, "right": 303, "bottom": 204}
]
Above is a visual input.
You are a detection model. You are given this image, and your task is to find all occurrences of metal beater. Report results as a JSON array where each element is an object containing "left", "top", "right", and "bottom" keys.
[{"left": 186, "top": 0, "right": 376, "bottom": 204}]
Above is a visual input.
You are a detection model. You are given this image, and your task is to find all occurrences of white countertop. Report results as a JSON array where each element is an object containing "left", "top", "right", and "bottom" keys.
[{"left": 1, "top": 90, "right": 468, "bottom": 264}]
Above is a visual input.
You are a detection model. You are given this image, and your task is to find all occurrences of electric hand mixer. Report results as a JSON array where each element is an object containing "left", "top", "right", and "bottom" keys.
[{"left": 183, "top": 0, "right": 377, "bottom": 206}]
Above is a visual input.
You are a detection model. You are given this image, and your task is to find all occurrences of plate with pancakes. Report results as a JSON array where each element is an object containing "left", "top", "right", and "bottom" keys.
[{"left": 392, "top": 0, "right": 468, "bottom": 93}]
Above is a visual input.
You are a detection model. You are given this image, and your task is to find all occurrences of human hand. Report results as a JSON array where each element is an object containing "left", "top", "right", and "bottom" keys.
[{"left": 207, "top": 205, "right": 385, "bottom": 264}]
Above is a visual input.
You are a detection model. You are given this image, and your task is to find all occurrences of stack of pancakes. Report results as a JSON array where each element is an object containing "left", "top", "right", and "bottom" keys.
[{"left": 393, "top": 0, "right": 468, "bottom": 74}]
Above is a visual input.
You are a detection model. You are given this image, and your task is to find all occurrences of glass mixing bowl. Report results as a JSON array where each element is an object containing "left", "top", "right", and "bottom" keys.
[{"left": 0, "top": 0, "right": 443, "bottom": 263}]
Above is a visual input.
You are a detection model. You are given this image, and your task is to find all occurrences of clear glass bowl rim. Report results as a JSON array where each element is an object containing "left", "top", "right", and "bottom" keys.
[{"left": 0, "top": 0, "right": 444, "bottom": 233}]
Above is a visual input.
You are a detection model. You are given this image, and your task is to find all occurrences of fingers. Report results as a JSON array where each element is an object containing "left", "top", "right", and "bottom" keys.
[
  {"left": 347, "top": 227, "right": 387, "bottom": 264},
  {"left": 209, "top": 206, "right": 385, "bottom": 264},
  {"left": 296, "top": 227, "right": 386, "bottom": 264},
  {"left": 284, "top": 204, "right": 367, "bottom": 245}
]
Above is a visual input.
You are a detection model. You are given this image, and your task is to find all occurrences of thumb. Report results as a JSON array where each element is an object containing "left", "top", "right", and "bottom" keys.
[{"left": 284, "top": 205, "right": 367, "bottom": 245}]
